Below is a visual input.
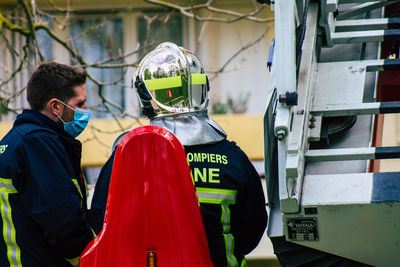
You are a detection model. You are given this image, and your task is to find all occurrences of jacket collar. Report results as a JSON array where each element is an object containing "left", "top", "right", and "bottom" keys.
[
  {"left": 15, "top": 109, "right": 71, "bottom": 139},
  {"left": 15, "top": 109, "right": 82, "bottom": 164}
]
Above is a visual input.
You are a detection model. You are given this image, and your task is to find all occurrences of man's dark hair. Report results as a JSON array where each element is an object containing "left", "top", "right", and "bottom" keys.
[{"left": 27, "top": 62, "right": 87, "bottom": 111}]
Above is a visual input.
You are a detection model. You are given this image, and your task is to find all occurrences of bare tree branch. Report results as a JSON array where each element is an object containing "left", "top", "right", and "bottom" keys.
[
  {"left": 0, "top": 0, "right": 272, "bottom": 146},
  {"left": 18, "top": 0, "right": 45, "bottom": 62},
  {"left": 145, "top": 0, "right": 273, "bottom": 23},
  {"left": 0, "top": 11, "right": 30, "bottom": 35},
  {"left": 208, "top": 29, "right": 268, "bottom": 79}
]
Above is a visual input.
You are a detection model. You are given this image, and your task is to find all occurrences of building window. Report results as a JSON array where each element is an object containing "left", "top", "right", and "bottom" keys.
[
  {"left": 68, "top": 13, "right": 183, "bottom": 119},
  {"left": 71, "top": 17, "right": 124, "bottom": 118},
  {"left": 137, "top": 14, "right": 183, "bottom": 58},
  {"left": 36, "top": 19, "right": 53, "bottom": 61}
]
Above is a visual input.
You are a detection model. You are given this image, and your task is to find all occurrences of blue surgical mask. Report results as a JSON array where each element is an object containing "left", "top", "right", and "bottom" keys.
[{"left": 57, "top": 100, "right": 91, "bottom": 138}]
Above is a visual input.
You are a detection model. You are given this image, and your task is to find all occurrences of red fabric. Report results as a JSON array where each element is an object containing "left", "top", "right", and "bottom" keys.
[{"left": 80, "top": 125, "right": 213, "bottom": 267}]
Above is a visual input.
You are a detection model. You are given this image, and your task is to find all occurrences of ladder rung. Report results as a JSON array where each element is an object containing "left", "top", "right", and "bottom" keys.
[
  {"left": 338, "top": 0, "right": 398, "bottom": 3},
  {"left": 336, "top": 1, "right": 399, "bottom": 21},
  {"left": 332, "top": 29, "right": 400, "bottom": 44},
  {"left": 305, "top": 147, "right": 400, "bottom": 162},
  {"left": 335, "top": 18, "right": 400, "bottom": 32},
  {"left": 366, "top": 59, "right": 400, "bottom": 71},
  {"left": 326, "top": 0, "right": 338, "bottom": 12},
  {"left": 303, "top": 172, "right": 400, "bottom": 206},
  {"left": 311, "top": 102, "right": 400, "bottom": 116}
]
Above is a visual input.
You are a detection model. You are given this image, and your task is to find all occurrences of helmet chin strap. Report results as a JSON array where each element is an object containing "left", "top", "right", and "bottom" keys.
[{"left": 135, "top": 77, "right": 157, "bottom": 118}]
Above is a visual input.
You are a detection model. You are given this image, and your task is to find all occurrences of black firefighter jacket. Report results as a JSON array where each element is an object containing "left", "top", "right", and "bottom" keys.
[{"left": 0, "top": 109, "right": 94, "bottom": 267}]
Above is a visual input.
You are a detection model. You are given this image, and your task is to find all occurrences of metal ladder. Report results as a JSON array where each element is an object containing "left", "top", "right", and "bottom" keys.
[{"left": 264, "top": 1, "right": 400, "bottom": 265}]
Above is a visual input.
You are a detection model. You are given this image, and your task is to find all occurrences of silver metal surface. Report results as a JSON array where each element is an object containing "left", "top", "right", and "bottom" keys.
[
  {"left": 289, "top": 171, "right": 400, "bottom": 266},
  {"left": 311, "top": 102, "right": 380, "bottom": 116},
  {"left": 336, "top": 1, "right": 400, "bottom": 21},
  {"left": 335, "top": 18, "right": 390, "bottom": 31},
  {"left": 306, "top": 115, "right": 372, "bottom": 176},
  {"left": 265, "top": 1, "right": 400, "bottom": 264},
  {"left": 332, "top": 29, "right": 387, "bottom": 44},
  {"left": 314, "top": 61, "right": 366, "bottom": 105},
  {"left": 305, "top": 147, "right": 375, "bottom": 162},
  {"left": 150, "top": 110, "right": 226, "bottom": 146},
  {"left": 273, "top": 0, "right": 297, "bottom": 214}
]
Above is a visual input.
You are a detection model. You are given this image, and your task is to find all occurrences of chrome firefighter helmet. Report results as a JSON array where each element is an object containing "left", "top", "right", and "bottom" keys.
[{"left": 134, "top": 42, "right": 209, "bottom": 117}]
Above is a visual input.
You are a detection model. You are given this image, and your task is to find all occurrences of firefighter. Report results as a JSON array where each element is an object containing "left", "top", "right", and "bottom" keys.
[
  {"left": 90, "top": 42, "right": 268, "bottom": 267},
  {"left": 0, "top": 62, "right": 94, "bottom": 266}
]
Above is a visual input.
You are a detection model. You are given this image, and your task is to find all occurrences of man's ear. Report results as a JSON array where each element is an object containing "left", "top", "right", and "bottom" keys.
[
  {"left": 40, "top": 98, "right": 64, "bottom": 123},
  {"left": 47, "top": 98, "right": 63, "bottom": 116}
]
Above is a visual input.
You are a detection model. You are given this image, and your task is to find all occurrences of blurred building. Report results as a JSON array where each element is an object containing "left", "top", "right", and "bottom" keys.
[{"left": 0, "top": 1, "right": 278, "bottom": 265}]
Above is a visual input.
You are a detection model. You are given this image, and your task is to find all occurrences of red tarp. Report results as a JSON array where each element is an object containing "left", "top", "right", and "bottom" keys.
[{"left": 80, "top": 125, "right": 213, "bottom": 266}]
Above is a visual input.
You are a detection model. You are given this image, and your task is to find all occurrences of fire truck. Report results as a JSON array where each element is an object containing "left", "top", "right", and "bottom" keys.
[{"left": 264, "top": 1, "right": 400, "bottom": 266}]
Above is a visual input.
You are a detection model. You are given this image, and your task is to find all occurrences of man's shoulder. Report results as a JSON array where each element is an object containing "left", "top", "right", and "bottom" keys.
[
  {"left": 14, "top": 120, "right": 57, "bottom": 137},
  {"left": 214, "top": 139, "right": 252, "bottom": 162},
  {"left": 4, "top": 121, "right": 59, "bottom": 151},
  {"left": 212, "top": 139, "right": 242, "bottom": 152},
  {"left": 0, "top": 122, "right": 58, "bottom": 170},
  {"left": 1, "top": 120, "right": 55, "bottom": 145},
  {"left": 186, "top": 139, "right": 248, "bottom": 160}
]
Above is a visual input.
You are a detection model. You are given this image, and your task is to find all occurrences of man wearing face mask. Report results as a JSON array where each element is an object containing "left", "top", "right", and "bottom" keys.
[{"left": 0, "top": 62, "right": 94, "bottom": 266}]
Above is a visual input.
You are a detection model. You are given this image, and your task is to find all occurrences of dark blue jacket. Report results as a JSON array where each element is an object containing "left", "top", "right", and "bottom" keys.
[
  {"left": 90, "top": 139, "right": 267, "bottom": 267},
  {"left": 0, "top": 110, "right": 94, "bottom": 267}
]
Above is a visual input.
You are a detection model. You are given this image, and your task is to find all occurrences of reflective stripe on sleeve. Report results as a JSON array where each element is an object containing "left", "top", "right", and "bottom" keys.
[
  {"left": 0, "top": 178, "right": 21, "bottom": 267},
  {"left": 72, "top": 179, "right": 83, "bottom": 199},
  {"left": 240, "top": 257, "right": 246, "bottom": 267},
  {"left": 224, "top": 233, "right": 238, "bottom": 267},
  {"left": 65, "top": 256, "right": 79, "bottom": 266},
  {"left": 196, "top": 187, "right": 237, "bottom": 205},
  {"left": 196, "top": 187, "right": 238, "bottom": 266}
]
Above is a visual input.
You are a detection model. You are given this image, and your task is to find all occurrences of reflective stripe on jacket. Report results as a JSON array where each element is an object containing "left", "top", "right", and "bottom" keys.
[
  {"left": 0, "top": 109, "right": 93, "bottom": 267},
  {"left": 185, "top": 140, "right": 267, "bottom": 267}
]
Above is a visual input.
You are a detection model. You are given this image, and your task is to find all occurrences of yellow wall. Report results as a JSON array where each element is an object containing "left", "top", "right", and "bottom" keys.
[
  {"left": 0, "top": 114, "right": 263, "bottom": 167},
  {"left": 380, "top": 114, "right": 400, "bottom": 172}
]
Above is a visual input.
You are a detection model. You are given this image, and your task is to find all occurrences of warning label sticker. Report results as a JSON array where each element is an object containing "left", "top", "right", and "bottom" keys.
[{"left": 287, "top": 217, "right": 318, "bottom": 241}]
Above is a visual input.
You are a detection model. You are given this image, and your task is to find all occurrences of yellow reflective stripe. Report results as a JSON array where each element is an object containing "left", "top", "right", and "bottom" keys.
[
  {"left": 91, "top": 228, "right": 97, "bottom": 238},
  {"left": 145, "top": 76, "right": 182, "bottom": 91},
  {"left": 224, "top": 233, "right": 238, "bottom": 267},
  {"left": 72, "top": 179, "right": 83, "bottom": 199},
  {"left": 196, "top": 187, "right": 237, "bottom": 205},
  {"left": 221, "top": 203, "right": 231, "bottom": 233},
  {"left": 196, "top": 187, "right": 238, "bottom": 266},
  {"left": 144, "top": 74, "right": 206, "bottom": 91},
  {"left": 0, "top": 178, "right": 21, "bottom": 267},
  {"left": 0, "top": 178, "right": 17, "bottom": 194},
  {"left": 222, "top": 203, "right": 237, "bottom": 266},
  {"left": 81, "top": 171, "right": 88, "bottom": 197},
  {"left": 65, "top": 256, "right": 79, "bottom": 266},
  {"left": 196, "top": 187, "right": 237, "bottom": 195},
  {"left": 191, "top": 73, "right": 207, "bottom": 85}
]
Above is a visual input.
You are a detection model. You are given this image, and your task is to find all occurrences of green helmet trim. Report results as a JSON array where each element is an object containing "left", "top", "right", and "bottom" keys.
[
  {"left": 191, "top": 73, "right": 207, "bottom": 85},
  {"left": 145, "top": 76, "right": 182, "bottom": 91},
  {"left": 144, "top": 74, "right": 207, "bottom": 91}
]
